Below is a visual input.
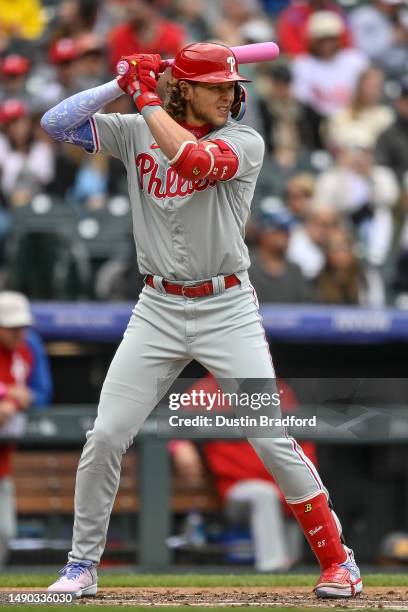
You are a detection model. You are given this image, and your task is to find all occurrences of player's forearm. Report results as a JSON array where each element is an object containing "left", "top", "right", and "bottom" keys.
[
  {"left": 41, "top": 79, "right": 123, "bottom": 140},
  {"left": 142, "top": 108, "right": 198, "bottom": 159}
]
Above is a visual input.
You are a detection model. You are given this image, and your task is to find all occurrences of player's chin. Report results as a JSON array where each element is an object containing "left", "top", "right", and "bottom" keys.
[{"left": 212, "top": 114, "right": 229, "bottom": 127}]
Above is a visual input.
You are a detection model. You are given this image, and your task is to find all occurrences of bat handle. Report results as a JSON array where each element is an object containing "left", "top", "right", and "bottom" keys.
[{"left": 116, "top": 59, "right": 170, "bottom": 77}]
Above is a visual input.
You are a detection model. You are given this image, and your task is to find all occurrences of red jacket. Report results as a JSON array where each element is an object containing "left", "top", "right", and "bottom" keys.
[
  {"left": 108, "top": 21, "right": 185, "bottom": 72},
  {"left": 277, "top": 2, "right": 353, "bottom": 56},
  {"left": 0, "top": 343, "right": 33, "bottom": 479}
]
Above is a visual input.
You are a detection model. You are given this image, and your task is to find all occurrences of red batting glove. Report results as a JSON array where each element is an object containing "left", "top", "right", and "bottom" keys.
[{"left": 116, "top": 53, "right": 163, "bottom": 112}]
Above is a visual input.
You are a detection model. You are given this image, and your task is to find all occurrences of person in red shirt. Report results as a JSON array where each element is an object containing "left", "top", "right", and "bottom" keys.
[
  {"left": 108, "top": 0, "right": 186, "bottom": 73},
  {"left": 0, "top": 292, "right": 34, "bottom": 568},
  {"left": 276, "top": 0, "right": 353, "bottom": 56},
  {"left": 171, "top": 374, "right": 317, "bottom": 572}
]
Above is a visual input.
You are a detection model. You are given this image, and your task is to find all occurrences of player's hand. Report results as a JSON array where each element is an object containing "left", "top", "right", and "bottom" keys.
[
  {"left": 231, "top": 83, "right": 246, "bottom": 121},
  {"left": 6, "top": 384, "right": 32, "bottom": 410},
  {"left": 117, "top": 53, "right": 162, "bottom": 97},
  {"left": 0, "top": 399, "right": 17, "bottom": 426}
]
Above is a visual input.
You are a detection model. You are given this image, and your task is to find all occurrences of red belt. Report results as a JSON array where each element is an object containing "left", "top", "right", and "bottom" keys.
[{"left": 145, "top": 274, "right": 240, "bottom": 298}]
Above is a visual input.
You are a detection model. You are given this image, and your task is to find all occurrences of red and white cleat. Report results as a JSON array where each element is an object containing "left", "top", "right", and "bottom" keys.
[{"left": 314, "top": 548, "right": 363, "bottom": 599}]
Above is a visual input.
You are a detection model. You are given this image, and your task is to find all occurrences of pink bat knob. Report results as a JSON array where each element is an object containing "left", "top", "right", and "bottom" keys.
[{"left": 116, "top": 60, "right": 130, "bottom": 76}]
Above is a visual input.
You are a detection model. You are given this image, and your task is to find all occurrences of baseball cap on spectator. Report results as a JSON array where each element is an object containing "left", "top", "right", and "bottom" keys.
[
  {"left": 0, "top": 292, "right": 32, "bottom": 328},
  {"left": 240, "top": 19, "right": 274, "bottom": 44},
  {"left": 269, "top": 63, "right": 292, "bottom": 84},
  {"left": 257, "top": 198, "right": 295, "bottom": 232},
  {"left": 0, "top": 99, "right": 28, "bottom": 124},
  {"left": 307, "top": 11, "right": 344, "bottom": 39},
  {"left": 1, "top": 55, "right": 30, "bottom": 77},
  {"left": 49, "top": 38, "right": 79, "bottom": 64}
]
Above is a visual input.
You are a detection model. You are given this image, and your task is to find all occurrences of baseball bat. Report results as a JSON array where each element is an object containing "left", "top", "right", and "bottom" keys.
[{"left": 116, "top": 41, "right": 280, "bottom": 76}]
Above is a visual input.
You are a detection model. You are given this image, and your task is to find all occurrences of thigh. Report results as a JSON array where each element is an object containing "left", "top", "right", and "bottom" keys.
[
  {"left": 95, "top": 289, "right": 190, "bottom": 437},
  {"left": 193, "top": 282, "right": 274, "bottom": 379}
]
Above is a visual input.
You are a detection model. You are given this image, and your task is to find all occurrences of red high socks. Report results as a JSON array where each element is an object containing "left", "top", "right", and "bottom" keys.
[{"left": 289, "top": 492, "right": 347, "bottom": 569}]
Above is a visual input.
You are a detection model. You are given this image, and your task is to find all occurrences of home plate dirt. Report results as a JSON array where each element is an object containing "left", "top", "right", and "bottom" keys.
[
  {"left": 1, "top": 586, "right": 407, "bottom": 608},
  {"left": 82, "top": 587, "right": 408, "bottom": 607}
]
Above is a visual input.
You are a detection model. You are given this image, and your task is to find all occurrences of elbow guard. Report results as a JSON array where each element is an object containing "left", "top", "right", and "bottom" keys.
[{"left": 170, "top": 139, "right": 238, "bottom": 182}]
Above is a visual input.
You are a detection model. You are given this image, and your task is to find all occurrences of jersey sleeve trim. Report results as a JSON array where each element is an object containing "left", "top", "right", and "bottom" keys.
[{"left": 89, "top": 115, "right": 100, "bottom": 154}]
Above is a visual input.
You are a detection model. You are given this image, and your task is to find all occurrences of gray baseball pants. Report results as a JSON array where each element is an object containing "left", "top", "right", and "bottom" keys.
[
  {"left": 0, "top": 477, "right": 16, "bottom": 568},
  {"left": 226, "top": 480, "right": 303, "bottom": 572},
  {"left": 69, "top": 273, "right": 325, "bottom": 563}
]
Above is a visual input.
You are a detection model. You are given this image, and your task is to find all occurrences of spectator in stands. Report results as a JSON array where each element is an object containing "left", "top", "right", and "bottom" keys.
[
  {"left": 49, "top": 38, "right": 80, "bottom": 96},
  {"left": 0, "top": 291, "right": 52, "bottom": 569},
  {"left": 255, "top": 63, "right": 316, "bottom": 156},
  {"left": 47, "top": 0, "right": 101, "bottom": 44},
  {"left": 326, "top": 66, "right": 394, "bottom": 150},
  {"left": 284, "top": 173, "right": 315, "bottom": 222},
  {"left": 314, "top": 129, "right": 400, "bottom": 267},
  {"left": 392, "top": 175, "right": 408, "bottom": 306},
  {"left": 349, "top": 0, "right": 408, "bottom": 78},
  {"left": 249, "top": 203, "right": 312, "bottom": 303},
  {"left": 31, "top": 38, "right": 81, "bottom": 113},
  {"left": 0, "top": 100, "right": 55, "bottom": 207},
  {"left": 213, "top": 0, "right": 270, "bottom": 48},
  {"left": 94, "top": 241, "right": 145, "bottom": 302},
  {"left": 170, "top": 0, "right": 212, "bottom": 43},
  {"left": 0, "top": 55, "right": 31, "bottom": 105},
  {"left": 71, "top": 155, "right": 109, "bottom": 210},
  {"left": 75, "top": 34, "right": 109, "bottom": 90},
  {"left": 376, "top": 75, "right": 408, "bottom": 185},
  {"left": 108, "top": 0, "right": 186, "bottom": 72},
  {"left": 287, "top": 206, "right": 340, "bottom": 279},
  {"left": 171, "top": 374, "right": 318, "bottom": 572},
  {"left": 315, "top": 228, "right": 385, "bottom": 306},
  {"left": 0, "top": 0, "right": 45, "bottom": 49},
  {"left": 276, "top": 0, "right": 352, "bottom": 57},
  {"left": 292, "top": 11, "right": 368, "bottom": 149}
]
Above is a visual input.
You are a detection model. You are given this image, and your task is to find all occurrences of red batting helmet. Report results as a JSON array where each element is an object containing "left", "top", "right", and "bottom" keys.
[{"left": 172, "top": 42, "right": 250, "bottom": 84}]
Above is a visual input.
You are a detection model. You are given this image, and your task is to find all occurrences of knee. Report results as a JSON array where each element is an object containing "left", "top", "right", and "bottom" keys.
[{"left": 84, "top": 425, "right": 132, "bottom": 456}]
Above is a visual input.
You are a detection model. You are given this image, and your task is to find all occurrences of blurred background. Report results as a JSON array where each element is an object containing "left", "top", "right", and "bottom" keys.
[{"left": 0, "top": 0, "right": 408, "bottom": 574}]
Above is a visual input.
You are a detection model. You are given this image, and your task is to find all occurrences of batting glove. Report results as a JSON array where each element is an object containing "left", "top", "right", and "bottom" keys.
[
  {"left": 117, "top": 53, "right": 163, "bottom": 112},
  {"left": 231, "top": 83, "right": 247, "bottom": 121}
]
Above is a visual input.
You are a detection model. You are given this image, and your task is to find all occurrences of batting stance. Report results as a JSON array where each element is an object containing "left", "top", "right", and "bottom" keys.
[{"left": 42, "top": 42, "right": 362, "bottom": 599}]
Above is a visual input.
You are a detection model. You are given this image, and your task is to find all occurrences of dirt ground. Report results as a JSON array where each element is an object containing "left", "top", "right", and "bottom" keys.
[
  {"left": 87, "top": 587, "right": 408, "bottom": 608},
  {"left": 2, "top": 587, "right": 406, "bottom": 608}
]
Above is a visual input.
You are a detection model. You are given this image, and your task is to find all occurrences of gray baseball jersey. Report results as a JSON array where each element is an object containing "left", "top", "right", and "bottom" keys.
[{"left": 92, "top": 113, "right": 264, "bottom": 280}]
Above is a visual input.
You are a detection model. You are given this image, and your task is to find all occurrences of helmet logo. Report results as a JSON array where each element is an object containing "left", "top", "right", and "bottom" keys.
[{"left": 226, "top": 56, "right": 236, "bottom": 73}]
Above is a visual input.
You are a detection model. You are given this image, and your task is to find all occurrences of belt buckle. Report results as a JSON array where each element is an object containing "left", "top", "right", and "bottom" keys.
[{"left": 181, "top": 284, "right": 198, "bottom": 298}]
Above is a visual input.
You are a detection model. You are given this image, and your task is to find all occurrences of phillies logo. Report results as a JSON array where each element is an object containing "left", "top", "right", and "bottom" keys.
[
  {"left": 136, "top": 153, "right": 216, "bottom": 199},
  {"left": 227, "top": 56, "right": 236, "bottom": 73}
]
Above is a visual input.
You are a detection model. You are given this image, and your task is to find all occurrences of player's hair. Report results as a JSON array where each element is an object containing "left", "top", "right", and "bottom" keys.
[{"left": 164, "top": 78, "right": 193, "bottom": 121}]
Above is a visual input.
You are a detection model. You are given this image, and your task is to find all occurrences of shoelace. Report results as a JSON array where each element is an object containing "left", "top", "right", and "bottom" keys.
[
  {"left": 58, "top": 562, "right": 91, "bottom": 580},
  {"left": 340, "top": 554, "right": 360, "bottom": 579}
]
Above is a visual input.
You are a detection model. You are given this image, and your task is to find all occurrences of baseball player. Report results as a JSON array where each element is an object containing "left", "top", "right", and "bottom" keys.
[{"left": 41, "top": 42, "right": 362, "bottom": 599}]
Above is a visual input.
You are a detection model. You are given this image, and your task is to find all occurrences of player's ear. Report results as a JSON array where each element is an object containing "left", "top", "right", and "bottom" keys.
[{"left": 179, "top": 80, "right": 193, "bottom": 101}]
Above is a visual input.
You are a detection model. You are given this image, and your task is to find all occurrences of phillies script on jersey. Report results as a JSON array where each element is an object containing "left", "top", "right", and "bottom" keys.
[{"left": 136, "top": 152, "right": 217, "bottom": 198}]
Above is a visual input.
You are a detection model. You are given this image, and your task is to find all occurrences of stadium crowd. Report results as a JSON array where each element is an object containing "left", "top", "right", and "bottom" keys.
[{"left": 0, "top": 0, "right": 407, "bottom": 306}]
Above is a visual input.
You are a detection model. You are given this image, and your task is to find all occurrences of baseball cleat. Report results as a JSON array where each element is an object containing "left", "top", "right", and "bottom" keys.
[
  {"left": 314, "top": 547, "right": 363, "bottom": 599},
  {"left": 47, "top": 561, "right": 97, "bottom": 597}
]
